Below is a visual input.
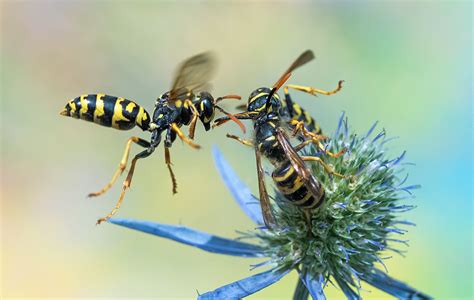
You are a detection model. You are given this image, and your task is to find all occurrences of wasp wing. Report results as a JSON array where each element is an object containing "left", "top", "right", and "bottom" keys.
[
  {"left": 275, "top": 127, "right": 324, "bottom": 204},
  {"left": 168, "top": 52, "right": 216, "bottom": 105},
  {"left": 255, "top": 147, "right": 277, "bottom": 229}
]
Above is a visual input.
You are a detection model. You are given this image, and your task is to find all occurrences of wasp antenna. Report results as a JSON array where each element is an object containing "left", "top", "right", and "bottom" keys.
[
  {"left": 212, "top": 118, "right": 230, "bottom": 129},
  {"left": 216, "top": 106, "right": 246, "bottom": 134},
  {"left": 266, "top": 72, "right": 292, "bottom": 109},
  {"left": 273, "top": 72, "right": 292, "bottom": 91},
  {"left": 215, "top": 94, "right": 242, "bottom": 103}
]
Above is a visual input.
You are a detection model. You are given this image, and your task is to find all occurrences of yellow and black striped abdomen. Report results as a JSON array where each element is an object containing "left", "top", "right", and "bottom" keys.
[
  {"left": 61, "top": 94, "right": 151, "bottom": 131},
  {"left": 291, "top": 103, "right": 322, "bottom": 135},
  {"left": 272, "top": 161, "right": 324, "bottom": 209}
]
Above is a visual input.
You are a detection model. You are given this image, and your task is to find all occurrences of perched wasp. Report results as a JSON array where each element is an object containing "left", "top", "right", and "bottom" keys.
[
  {"left": 214, "top": 50, "right": 346, "bottom": 229},
  {"left": 60, "top": 52, "right": 245, "bottom": 224}
]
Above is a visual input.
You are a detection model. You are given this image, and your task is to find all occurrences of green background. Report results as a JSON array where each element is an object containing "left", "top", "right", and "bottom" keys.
[{"left": 1, "top": 1, "right": 472, "bottom": 299}]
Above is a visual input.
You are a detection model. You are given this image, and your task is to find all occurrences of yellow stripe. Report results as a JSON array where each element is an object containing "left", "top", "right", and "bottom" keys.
[
  {"left": 112, "top": 97, "right": 130, "bottom": 129},
  {"left": 264, "top": 136, "right": 276, "bottom": 141},
  {"left": 79, "top": 94, "right": 88, "bottom": 119},
  {"left": 204, "top": 110, "right": 215, "bottom": 123},
  {"left": 292, "top": 104, "right": 303, "bottom": 117},
  {"left": 304, "top": 111, "right": 313, "bottom": 124},
  {"left": 273, "top": 165, "right": 294, "bottom": 182},
  {"left": 136, "top": 106, "right": 146, "bottom": 127},
  {"left": 249, "top": 92, "right": 267, "bottom": 103},
  {"left": 278, "top": 177, "right": 304, "bottom": 194},
  {"left": 249, "top": 92, "right": 269, "bottom": 112},
  {"left": 93, "top": 94, "right": 105, "bottom": 123},
  {"left": 125, "top": 102, "right": 136, "bottom": 113},
  {"left": 69, "top": 101, "right": 77, "bottom": 114}
]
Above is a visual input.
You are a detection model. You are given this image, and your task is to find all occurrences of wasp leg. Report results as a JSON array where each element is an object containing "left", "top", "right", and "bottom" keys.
[
  {"left": 185, "top": 100, "right": 200, "bottom": 140},
  {"left": 96, "top": 147, "right": 154, "bottom": 224},
  {"left": 293, "top": 139, "right": 314, "bottom": 152},
  {"left": 286, "top": 80, "right": 344, "bottom": 96},
  {"left": 290, "top": 120, "right": 328, "bottom": 143},
  {"left": 290, "top": 120, "right": 346, "bottom": 158},
  {"left": 164, "top": 147, "right": 178, "bottom": 194},
  {"left": 170, "top": 123, "right": 201, "bottom": 149},
  {"left": 290, "top": 120, "right": 328, "bottom": 140},
  {"left": 226, "top": 134, "right": 254, "bottom": 147},
  {"left": 88, "top": 137, "right": 150, "bottom": 198},
  {"left": 301, "top": 156, "right": 347, "bottom": 179},
  {"left": 283, "top": 86, "right": 323, "bottom": 135}
]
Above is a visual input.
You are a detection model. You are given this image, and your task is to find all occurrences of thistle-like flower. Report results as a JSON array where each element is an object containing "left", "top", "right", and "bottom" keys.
[{"left": 109, "top": 114, "right": 431, "bottom": 299}]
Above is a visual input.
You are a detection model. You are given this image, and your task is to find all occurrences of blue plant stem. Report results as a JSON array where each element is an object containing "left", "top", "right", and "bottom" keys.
[{"left": 293, "top": 276, "right": 309, "bottom": 300}]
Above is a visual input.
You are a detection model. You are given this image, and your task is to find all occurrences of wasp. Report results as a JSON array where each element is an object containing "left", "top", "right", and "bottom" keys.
[
  {"left": 60, "top": 52, "right": 245, "bottom": 224},
  {"left": 214, "top": 50, "right": 346, "bottom": 229}
]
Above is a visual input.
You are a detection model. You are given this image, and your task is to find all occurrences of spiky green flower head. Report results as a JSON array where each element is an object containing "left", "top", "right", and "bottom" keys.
[
  {"left": 253, "top": 114, "right": 419, "bottom": 294},
  {"left": 108, "top": 113, "right": 429, "bottom": 299}
]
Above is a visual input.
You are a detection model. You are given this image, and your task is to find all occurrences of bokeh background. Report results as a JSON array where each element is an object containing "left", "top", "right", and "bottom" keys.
[{"left": 1, "top": 1, "right": 472, "bottom": 299}]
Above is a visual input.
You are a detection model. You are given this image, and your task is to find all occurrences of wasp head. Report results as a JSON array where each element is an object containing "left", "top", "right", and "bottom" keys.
[{"left": 247, "top": 87, "right": 281, "bottom": 116}]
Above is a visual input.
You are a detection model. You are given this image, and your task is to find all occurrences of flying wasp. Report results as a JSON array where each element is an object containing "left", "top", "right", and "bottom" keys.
[
  {"left": 214, "top": 50, "right": 346, "bottom": 229},
  {"left": 60, "top": 52, "right": 245, "bottom": 224}
]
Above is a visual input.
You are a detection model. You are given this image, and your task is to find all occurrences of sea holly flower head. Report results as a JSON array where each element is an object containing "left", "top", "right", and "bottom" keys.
[{"left": 109, "top": 113, "right": 431, "bottom": 299}]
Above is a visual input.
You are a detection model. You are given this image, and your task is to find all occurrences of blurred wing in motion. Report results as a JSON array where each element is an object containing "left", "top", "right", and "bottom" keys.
[{"left": 168, "top": 52, "right": 217, "bottom": 104}]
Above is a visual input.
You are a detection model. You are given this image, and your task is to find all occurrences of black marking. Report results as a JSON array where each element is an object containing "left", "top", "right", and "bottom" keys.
[
  {"left": 115, "top": 99, "right": 136, "bottom": 130},
  {"left": 82, "top": 94, "right": 96, "bottom": 122},
  {"left": 272, "top": 163, "right": 298, "bottom": 187},
  {"left": 100, "top": 95, "right": 117, "bottom": 127},
  {"left": 71, "top": 97, "right": 81, "bottom": 119},
  {"left": 302, "top": 190, "right": 324, "bottom": 208}
]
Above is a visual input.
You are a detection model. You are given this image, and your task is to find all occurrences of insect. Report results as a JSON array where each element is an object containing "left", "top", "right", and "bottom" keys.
[
  {"left": 214, "top": 50, "right": 346, "bottom": 229},
  {"left": 60, "top": 52, "right": 245, "bottom": 224},
  {"left": 222, "top": 50, "right": 344, "bottom": 138}
]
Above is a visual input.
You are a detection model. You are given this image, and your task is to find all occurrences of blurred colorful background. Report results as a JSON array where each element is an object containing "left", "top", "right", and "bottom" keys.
[{"left": 1, "top": 1, "right": 472, "bottom": 299}]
